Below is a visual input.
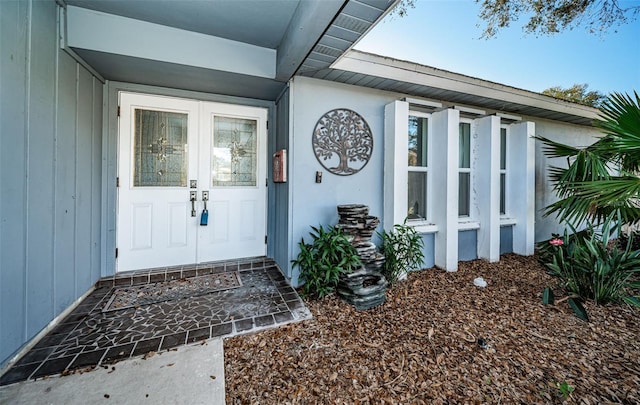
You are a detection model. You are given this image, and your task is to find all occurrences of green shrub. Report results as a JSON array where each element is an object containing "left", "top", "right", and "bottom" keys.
[
  {"left": 379, "top": 221, "right": 425, "bottom": 285},
  {"left": 541, "top": 215, "right": 640, "bottom": 319},
  {"left": 291, "top": 225, "right": 362, "bottom": 299}
]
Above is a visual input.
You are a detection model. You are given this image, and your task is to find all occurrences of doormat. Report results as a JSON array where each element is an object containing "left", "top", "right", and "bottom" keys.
[{"left": 103, "top": 271, "right": 242, "bottom": 312}]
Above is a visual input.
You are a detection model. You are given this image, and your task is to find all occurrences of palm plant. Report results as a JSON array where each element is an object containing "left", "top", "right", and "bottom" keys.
[
  {"left": 538, "top": 91, "right": 640, "bottom": 318},
  {"left": 538, "top": 91, "right": 640, "bottom": 226}
]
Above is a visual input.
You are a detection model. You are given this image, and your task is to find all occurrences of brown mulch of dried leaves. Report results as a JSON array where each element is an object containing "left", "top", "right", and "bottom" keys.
[{"left": 224, "top": 254, "right": 639, "bottom": 404}]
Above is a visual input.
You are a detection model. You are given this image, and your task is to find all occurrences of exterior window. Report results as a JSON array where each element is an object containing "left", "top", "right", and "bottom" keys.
[
  {"left": 408, "top": 113, "right": 429, "bottom": 221},
  {"left": 458, "top": 122, "right": 471, "bottom": 217},
  {"left": 500, "top": 127, "right": 507, "bottom": 215}
]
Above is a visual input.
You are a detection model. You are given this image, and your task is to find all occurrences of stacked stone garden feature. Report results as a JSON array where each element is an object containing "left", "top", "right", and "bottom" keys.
[{"left": 335, "top": 204, "right": 388, "bottom": 310}]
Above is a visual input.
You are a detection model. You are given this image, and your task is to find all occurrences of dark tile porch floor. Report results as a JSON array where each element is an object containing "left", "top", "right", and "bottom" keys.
[{"left": 0, "top": 257, "right": 310, "bottom": 386}]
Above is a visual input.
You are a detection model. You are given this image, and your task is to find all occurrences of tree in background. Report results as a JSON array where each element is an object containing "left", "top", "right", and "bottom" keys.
[
  {"left": 542, "top": 84, "right": 607, "bottom": 108},
  {"left": 393, "top": 0, "right": 639, "bottom": 38}
]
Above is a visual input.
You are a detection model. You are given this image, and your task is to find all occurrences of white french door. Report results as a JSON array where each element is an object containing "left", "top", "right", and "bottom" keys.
[{"left": 117, "top": 92, "right": 267, "bottom": 272}]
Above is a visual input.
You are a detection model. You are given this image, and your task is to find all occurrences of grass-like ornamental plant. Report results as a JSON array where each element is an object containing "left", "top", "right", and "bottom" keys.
[
  {"left": 379, "top": 221, "right": 425, "bottom": 285},
  {"left": 541, "top": 214, "right": 640, "bottom": 320},
  {"left": 291, "top": 225, "right": 362, "bottom": 299}
]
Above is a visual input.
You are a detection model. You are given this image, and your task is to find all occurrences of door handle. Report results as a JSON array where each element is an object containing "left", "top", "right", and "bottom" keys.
[
  {"left": 190, "top": 191, "right": 197, "bottom": 217},
  {"left": 200, "top": 191, "right": 209, "bottom": 226}
]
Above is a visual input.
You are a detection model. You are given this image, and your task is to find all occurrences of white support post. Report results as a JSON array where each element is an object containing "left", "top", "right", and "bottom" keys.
[
  {"left": 431, "top": 109, "right": 459, "bottom": 271},
  {"left": 383, "top": 101, "right": 409, "bottom": 231},
  {"left": 474, "top": 116, "right": 501, "bottom": 262},
  {"left": 509, "top": 121, "right": 536, "bottom": 255}
]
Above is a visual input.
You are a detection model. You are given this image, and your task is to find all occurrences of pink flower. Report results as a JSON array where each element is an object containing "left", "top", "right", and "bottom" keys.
[{"left": 549, "top": 238, "right": 564, "bottom": 246}]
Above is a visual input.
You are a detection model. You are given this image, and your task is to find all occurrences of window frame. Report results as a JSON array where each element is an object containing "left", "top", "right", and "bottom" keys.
[
  {"left": 499, "top": 125, "right": 508, "bottom": 217},
  {"left": 407, "top": 110, "right": 432, "bottom": 225},
  {"left": 458, "top": 119, "right": 474, "bottom": 219}
]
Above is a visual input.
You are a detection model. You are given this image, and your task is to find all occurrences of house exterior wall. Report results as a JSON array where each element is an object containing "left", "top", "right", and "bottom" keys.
[
  {"left": 286, "top": 76, "right": 600, "bottom": 284},
  {"left": 534, "top": 120, "right": 601, "bottom": 242},
  {"left": 287, "top": 77, "right": 395, "bottom": 284},
  {"left": 1, "top": 0, "right": 104, "bottom": 368}
]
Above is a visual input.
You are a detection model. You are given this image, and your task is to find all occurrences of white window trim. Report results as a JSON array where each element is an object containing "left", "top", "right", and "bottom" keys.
[
  {"left": 458, "top": 118, "right": 474, "bottom": 220},
  {"left": 407, "top": 110, "right": 433, "bottom": 228},
  {"left": 458, "top": 220, "right": 480, "bottom": 230},
  {"left": 500, "top": 125, "right": 509, "bottom": 217},
  {"left": 500, "top": 217, "right": 517, "bottom": 226}
]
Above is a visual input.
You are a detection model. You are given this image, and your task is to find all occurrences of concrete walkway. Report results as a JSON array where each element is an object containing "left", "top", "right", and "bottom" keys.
[{"left": 0, "top": 339, "right": 225, "bottom": 405}]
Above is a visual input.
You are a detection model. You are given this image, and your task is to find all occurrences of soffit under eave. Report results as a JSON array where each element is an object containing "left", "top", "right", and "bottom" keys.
[
  {"left": 300, "top": 68, "right": 597, "bottom": 126},
  {"left": 296, "top": 0, "right": 400, "bottom": 78}
]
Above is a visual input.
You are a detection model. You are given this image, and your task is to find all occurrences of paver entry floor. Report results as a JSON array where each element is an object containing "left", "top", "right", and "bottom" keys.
[{"left": 0, "top": 257, "right": 310, "bottom": 386}]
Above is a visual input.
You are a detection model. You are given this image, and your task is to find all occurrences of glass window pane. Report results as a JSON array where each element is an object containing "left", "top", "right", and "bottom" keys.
[
  {"left": 408, "top": 116, "right": 428, "bottom": 167},
  {"left": 459, "top": 123, "right": 470, "bottom": 168},
  {"left": 500, "top": 128, "right": 507, "bottom": 170},
  {"left": 408, "top": 171, "right": 427, "bottom": 220},
  {"left": 212, "top": 116, "right": 258, "bottom": 187},
  {"left": 500, "top": 173, "right": 506, "bottom": 215},
  {"left": 133, "top": 109, "right": 188, "bottom": 187},
  {"left": 459, "top": 172, "right": 470, "bottom": 216}
]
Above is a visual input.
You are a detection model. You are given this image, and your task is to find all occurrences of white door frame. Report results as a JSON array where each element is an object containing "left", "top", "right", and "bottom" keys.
[{"left": 116, "top": 92, "right": 268, "bottom": 272}]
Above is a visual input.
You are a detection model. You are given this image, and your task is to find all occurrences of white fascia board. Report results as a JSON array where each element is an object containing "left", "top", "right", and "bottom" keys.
[
  {"left": 334, "top": 52, "right": 599, "bottom": 121},
  {"left": 65, "top": 6, "right": 276, "bottom": 79}
]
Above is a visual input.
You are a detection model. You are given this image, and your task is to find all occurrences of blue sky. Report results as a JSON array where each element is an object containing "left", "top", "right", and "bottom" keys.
[{"left": 354, "top": 0, "right": 640, "bottom": 95}]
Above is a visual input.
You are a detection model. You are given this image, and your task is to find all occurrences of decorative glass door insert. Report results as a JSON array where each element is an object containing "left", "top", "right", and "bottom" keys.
[
  {"left": 133, "top": 109, "right": 188, "bottom": 187},
  {"left": 212, "top": 116, "right": 257, "bottom": 187}
]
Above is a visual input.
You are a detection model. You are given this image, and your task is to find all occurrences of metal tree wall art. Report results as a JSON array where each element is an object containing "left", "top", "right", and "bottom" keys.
[{"left": 312, "top": 108, "right": 373, "bottom": 175}]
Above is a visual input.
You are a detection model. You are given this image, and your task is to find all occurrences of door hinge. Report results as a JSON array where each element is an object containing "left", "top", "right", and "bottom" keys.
[
  {"left": 115, "top": 248, "right": 118, "bottom": 258},
  {"left": 266, "top": 120, "right": 269, "bottom": 130},
  {"left": 116, "top": 177, "right": 119, "bottom": 187},
  {"left": 265, "top": 178, "right": 268, "bottom": 187},
  {"left": 264, "top": 235, "right": 267, "bottom": 244},
  {"left": 117, "top": 106, "right": 120, "bottom": 117}
]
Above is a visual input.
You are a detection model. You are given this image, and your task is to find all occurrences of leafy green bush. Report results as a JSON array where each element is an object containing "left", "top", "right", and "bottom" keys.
[
  {"left": 378, "top": 221, "right": 425, "bottom": 285},
  {"left": 542, "top": 216, "right": 640, "bottom": 320},
  {"left": 291, "top": 225, "right": 362, "bottom": 299}
]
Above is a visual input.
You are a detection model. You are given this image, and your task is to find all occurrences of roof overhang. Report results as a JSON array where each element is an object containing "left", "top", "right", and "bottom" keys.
[
  {"left": 301, "top": 50, "right": 600, "bottom": 126},
  {"left": 60, "top": 0, "right": 397, "bottom": 100}
]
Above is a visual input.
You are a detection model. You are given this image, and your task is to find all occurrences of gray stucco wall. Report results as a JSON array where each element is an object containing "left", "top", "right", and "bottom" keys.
[
  {"left": 458, "top": 230, "right": 478, "bottom": 261},
  {"left": 500, "top": 226, "right": 514, "bottom": 254},
  {"left": 1, "top": 0, "right": 104, "bottom": 367},
  {"left": 286, "top": 77, "right": 601, "bottom": 285},
  {"left": 534, "top": 119, "right": 601, "bottom": 242},
  {"left": 287, "top": 77, "right": 397, "bottom": 284}
]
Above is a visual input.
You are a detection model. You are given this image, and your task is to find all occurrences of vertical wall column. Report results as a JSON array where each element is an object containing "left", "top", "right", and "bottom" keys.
[
  {"left": 431, "top": 109, "right": 460, "bottom": 271},
  {"left": 509, "top": 121, "right": 536, "bottom": 255},
  {"left": 383, "top": 100, "right": 409, "bottom": 230},
  {"left": 474, "top": 116, "right": 501, "bottom": 261}
]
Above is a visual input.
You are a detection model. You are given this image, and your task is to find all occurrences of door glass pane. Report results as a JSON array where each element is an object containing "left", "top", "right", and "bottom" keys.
[
  {"left": 500, "top": 128, "right": 507, "bottom": 170},
  {"left": 408, "top": 171, "right": 427, "bottom": 220},
  {"left": 133, "top": 109, "right": 188, "bottom": 187},
  {"left": 408, "top": 116, "right": 428, "bottom": 167},
  {"left": 459, "top": 123, "right": 471, "bottom": 168},
  {"left": 459, "top": 172, "right": 470, "bottom": 216},
  {"left": 212, "top": 116, "right": 257, "bottom": 187}
]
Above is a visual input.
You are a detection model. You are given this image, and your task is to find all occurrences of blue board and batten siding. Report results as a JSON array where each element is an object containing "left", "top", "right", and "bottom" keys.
[
  {"left": 0, "top": 0, "right": 103, "bottom": 367},
  {"left": 271, "top": 87, "right": 291, "bottom": 273}
]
